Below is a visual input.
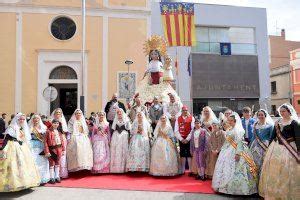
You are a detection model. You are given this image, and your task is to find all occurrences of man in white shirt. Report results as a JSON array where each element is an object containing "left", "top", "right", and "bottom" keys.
[{"left": 163, "top": 93, "right": 182, "bottom": 129}]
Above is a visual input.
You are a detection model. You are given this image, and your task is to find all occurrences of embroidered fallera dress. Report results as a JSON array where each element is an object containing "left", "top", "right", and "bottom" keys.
[
  {"left": 212, "top": 127, "right": 258, "bottom": 195},
  {"left": 0, "top": 125, "right": 40, "bottom": 192},
  {"left": 259, "top": 120, "right": 300, "bottom": 199},
  {"left": 149, "top": 125, "right": 180, "bottom": 176},
  {"left": 91, "top": 122, "right": 111, "bottom": 173},
  {"left": 249, "top": 123, "right": 274, "bottom": 173},
  {"left": 126, "top": 121, "right": 151, "bottom": 172},
  {"left": 67, "top": 120, "right": 93, "bottom": 172},
  {"left": 30, "top": 127, "right": 50, "bottom": 184},
  {"left": 110, "top": 120, "right": 131, "bottom": 173}
]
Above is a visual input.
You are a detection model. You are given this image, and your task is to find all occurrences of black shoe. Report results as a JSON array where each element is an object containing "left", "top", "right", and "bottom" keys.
[
  {"left": 55, "top": 178, "right": 61, "bottom": 183},
  {"left": 49, "top": 179, "right": 56, "bottom": 184},
  {"left": 188, "top": 172, "right": 194, "bottom": 177},
  {"left": 195, "top": 175, "right": 201, "bottom": 180},
  {"left": 200, "top": 176, "right": 206, "bottom": 181}
]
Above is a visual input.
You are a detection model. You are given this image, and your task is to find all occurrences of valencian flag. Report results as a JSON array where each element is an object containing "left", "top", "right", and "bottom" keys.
[{"left": 160, "top": 2, "right": 196, "bottom": 47}]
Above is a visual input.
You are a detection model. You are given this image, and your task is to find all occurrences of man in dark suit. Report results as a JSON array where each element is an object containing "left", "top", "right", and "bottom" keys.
[
  {"left": 0, "top": 113, "right": 7, "bottom": 139},
  {"left": 104, "top": 93, "right": 126, "bottom": 125}
]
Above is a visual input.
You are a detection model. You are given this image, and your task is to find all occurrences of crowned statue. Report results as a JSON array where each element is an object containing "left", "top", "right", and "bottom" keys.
[{"left": 130, "top": 35, "right": 181, "bottom": 106}]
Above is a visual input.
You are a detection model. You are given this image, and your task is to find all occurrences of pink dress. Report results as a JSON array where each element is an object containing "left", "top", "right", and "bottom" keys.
[{"left": 91, "top": 123, "right": 110, "bottom": 173}]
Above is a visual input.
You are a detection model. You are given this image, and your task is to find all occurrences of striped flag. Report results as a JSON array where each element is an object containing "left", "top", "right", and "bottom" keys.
[{"left": 160, "top": 2, "right": 196, "bottom": 47}]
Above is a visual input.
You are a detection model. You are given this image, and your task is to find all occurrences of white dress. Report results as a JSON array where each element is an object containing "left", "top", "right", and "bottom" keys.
[
  {"left": 67, "top": 120, "right": 93, "bottom": 172},
  {"left": 149, "top": 125, "right": 179, "bottom": 176},
  {"left": 110, "top": 120, "right": 130, "bottom": 173},
  {"left": 126, "top": 121, "right": 151, "bottom": 172},
  {"left": 212, "top": 127, "right": 257, "bottom": 195}
]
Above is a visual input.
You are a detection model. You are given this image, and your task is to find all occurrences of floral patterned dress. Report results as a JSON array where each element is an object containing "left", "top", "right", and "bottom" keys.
[
  {"left": 212, "top": 127, "right": 257, "bottom": 195},
  {"left": 67, "top": 120, "right": 93, "bottom": 172},
  {"left": 259, "top": 120, "right": 300, "bottom": 199},
  {"left": 126, "top": 121, "right": 151, "bottom": 172},
  {"left": 249, "top": 123, "right": 274, "bottom": 175},
  {"left": 149, "top": 125, "right": 180, "bottom": 176},
  {"left": 91, "top": 123, "right": 110, "bottom": 173},
  {"left": 110, "top": 120, "right": 130, "bottom": 173},
  {"left": 60, "top": 132, "right": 69, "bottom": 178},
  {"left": 0, "top": 127, "right": 40, "bottom": 192},
  {"left": 30, "top": 128, "right": 50, "bottom": 184}
]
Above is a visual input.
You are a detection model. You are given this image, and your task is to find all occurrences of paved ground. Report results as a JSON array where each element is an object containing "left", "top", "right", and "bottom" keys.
[{"left": 0, "top": 187, "right": 261, "bottom": 200}]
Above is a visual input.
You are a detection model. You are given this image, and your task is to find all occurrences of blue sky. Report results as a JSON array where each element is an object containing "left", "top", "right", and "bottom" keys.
[{"left": 180, "top": 0, "right": 300, "bottom": 41}]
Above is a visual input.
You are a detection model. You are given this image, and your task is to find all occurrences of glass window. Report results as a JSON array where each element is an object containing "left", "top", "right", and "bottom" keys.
[
  {"left": 196, "top": 27, "right": 209, "bottom": 42},
  {"left": 271, "top": 81, "right": 277, "bottom": 94},
  {"left": 231, "top": 43, "right": 257, "bottom": 54},
  {"left": 51, "top": 16, "right": 76, "bottom": 40},
  {"left": 193, "top": 27, "right": 256, "bottom": 54},
  {"left": 229, "top": 27, "right": 255, "bottom": 44},
  {"left": 49, "top": 66, "right": 77, "bottom": 79},
  {"left": 209, "top": 27, "right": 229, "bottom": 43}
]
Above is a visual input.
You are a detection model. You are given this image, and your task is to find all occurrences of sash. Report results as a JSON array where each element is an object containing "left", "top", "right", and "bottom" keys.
[
  {"left": 158, "top": 128, "right": 175, "bottom": 149},
  {"left": 275, "top": 124, "right": 300, "bottom": 164},
  {"left": 226, "top": 136, "right": 258, "bottom": 179},
  {"left": 253, "top": 123, "right": 268, "bottom": 151},
  {"left": 32, "top": 128, "right": 44, "bottom": 142}
]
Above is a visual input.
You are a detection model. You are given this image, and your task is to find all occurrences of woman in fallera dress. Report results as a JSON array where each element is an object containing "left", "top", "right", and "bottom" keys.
[
  {"left": 212, "top": 112, "right": 258, "bottom": 195},
  {"left": 29, "top": 114, "right": 50, "bottom": 184},
  {"left": 250, "top": 109, "right": 274, "bottom": 174},
  {"left": 91, "top": 111, "right": 111, "bottom": 174},
  {"left": 51, "top": 108, "right": 69, "bottom": 179},
  {"left": 127, "top": 112, "right": 151, "bottom": 172},
  {"left": 0, "top": 113, "right": 40, "bottom": 192},
  {"left": 110, "top": 108, "right": 131, "bottom": 173},
  {"left": 67, "top": 109, "right": 93, "bottom": 172},
  {"left": 199, "top": 106, "right": 218, "bottom": 178},
  {"left": 149, "top": 115, "right": 180, "bottom": 176},
  {"left": 259, "top": 104, "right": 300, "bottom": 199}
]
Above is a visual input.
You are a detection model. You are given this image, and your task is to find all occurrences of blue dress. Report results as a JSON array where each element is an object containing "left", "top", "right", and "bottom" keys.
[
  {"left": 250, "top": 123, "right": 274, "bottom": 173},
  {"left": 30, "top": 129, "right": 50, "bottom": 184}
]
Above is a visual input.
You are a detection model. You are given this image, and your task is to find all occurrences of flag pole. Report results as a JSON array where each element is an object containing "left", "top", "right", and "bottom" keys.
[
  {"left": 80, "top": 0, "right": 86, "bottom": 114},
  {"left": 176, "top": 47, "right": 180, "bottom": 96}
]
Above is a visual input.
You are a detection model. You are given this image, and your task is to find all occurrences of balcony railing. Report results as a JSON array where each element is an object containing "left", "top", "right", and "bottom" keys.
[{"left": 191, "top": 42, "right": 257, "bottom": 55}]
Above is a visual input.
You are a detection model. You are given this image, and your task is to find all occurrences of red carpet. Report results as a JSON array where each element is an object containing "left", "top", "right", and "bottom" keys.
[{"left": 46, "top": 171, "right": 215, "bottom": 194}]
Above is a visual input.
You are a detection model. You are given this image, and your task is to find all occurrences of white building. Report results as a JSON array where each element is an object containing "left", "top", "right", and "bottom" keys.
[{"left": 151, "top": 2, "right": 269, "bottom": 114}]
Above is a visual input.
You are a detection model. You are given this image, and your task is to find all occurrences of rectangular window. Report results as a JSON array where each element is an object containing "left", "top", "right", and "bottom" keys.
[
  {"left": 271, "top": 81, "right": 277, "bottom": 94},
  {"left": 193, "top": 26, "right": 256, "bottom": 55}
]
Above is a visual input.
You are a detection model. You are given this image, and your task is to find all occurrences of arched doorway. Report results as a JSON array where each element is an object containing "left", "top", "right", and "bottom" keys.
[{"left": 49, "top": 65, "right": 78, "bottom": 120}]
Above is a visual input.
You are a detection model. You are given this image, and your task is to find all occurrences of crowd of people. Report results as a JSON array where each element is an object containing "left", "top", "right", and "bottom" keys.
[{"left": 0, "top": 93, "right": 299, "bottom": 199}]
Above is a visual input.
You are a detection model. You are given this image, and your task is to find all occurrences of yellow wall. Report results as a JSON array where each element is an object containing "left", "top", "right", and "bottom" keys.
[
  {"left": 0, "top": 13, "right": 16, "bottom": 115},
  {"left": 28, "top": 0, "right": 103, "bottom": 8},
  {"left": 0, "top": 4, "right": 149, "bottom": 116},
  {"left": 22, "top": 13, "right": 103, "bottom": 114},
  {"left": 109, "top": 0, "right": 147, "bottom": 7},
  {"left": 108, "top": 18, "right": 147, "bottom": 97}
]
